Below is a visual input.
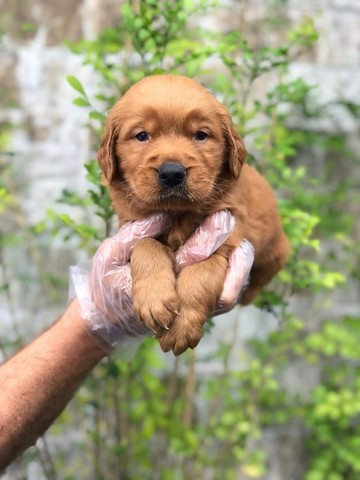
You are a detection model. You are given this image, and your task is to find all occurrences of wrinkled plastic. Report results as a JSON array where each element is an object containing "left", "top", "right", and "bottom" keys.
[
  {"left": 69, "top": 210, "right": 253, "bottom": 354},
  {"left": 70, "top": 214, "right": 170, "bottom": 353},
  {"left": 175, "top": 210, "right": 235, "bottom": 271}
]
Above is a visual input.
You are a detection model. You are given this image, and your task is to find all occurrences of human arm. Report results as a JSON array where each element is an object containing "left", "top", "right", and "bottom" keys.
[
  {"left": 0, "top": 214, "right": 170, "bottom": 471},
  {"left": 0, "top": 299, "right": 105, "bottom": 471},
  {"left": 0, "top": 211, "right": 253, "bottom": 470}
]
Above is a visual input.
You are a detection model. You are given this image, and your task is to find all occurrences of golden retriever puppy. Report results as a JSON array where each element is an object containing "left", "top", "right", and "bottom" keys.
[{"left": 98, "top": 74, "right": 290, "bottom": 355}]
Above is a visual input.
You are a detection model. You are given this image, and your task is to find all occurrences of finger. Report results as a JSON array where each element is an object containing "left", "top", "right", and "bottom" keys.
[
  {"left": 214, "top": 239, "right": 254, "bottom": 315},
  {"left": 116, "top": 213, "right": 171, "bottom": 247},
  {"left": 103, "top": 264, "right": 132, "bottom": 302},
  {"left": 175, "top": 210, "right": 235, "bottom": 271},
  {"left": 100, "top": 265, "right": 151, "bottom": 336},
  {"left": 97, "top": 213, "right": 171, "bottom": 270},
  {"left": 90, "top": 264, "right": 131, "bottom": 323}
]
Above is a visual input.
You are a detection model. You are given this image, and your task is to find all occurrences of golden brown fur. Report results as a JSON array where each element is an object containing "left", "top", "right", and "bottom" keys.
[{"left": 98, "top": 74, "right": 290, "bottom": 355}]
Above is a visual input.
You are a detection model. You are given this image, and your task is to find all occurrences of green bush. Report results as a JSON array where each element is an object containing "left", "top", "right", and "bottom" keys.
[{"left": 1, "top": 1, "right": 359, "bottom": 479}]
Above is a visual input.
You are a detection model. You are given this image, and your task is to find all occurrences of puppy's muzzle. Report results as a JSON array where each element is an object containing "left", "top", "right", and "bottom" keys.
[{"left": 157, "top": 162, "right": 187, "bottom": 188}]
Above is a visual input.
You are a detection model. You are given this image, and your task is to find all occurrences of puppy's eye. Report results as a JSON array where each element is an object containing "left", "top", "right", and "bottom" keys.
[
  {"left": 135, "top": 131, "right": 149, "bottom": 142},
  {"left": 194, "top": 131, "right": 208, "bottom": 141}
]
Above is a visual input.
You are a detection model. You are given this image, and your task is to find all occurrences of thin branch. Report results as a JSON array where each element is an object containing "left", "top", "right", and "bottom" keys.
[
  {"left": 182, "top": 349, "right": 197, "bottom": 428},
  {"left": 36, "top": 436, "right": 57, "bottom": 480}
]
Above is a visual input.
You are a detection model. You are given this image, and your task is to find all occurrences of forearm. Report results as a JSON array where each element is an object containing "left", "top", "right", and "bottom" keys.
[{"left": 0, "top": 300, "right": 106, "bottom": 471}]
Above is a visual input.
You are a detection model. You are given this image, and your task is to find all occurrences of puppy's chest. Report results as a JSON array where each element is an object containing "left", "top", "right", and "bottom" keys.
[{"left": 160, "top": 213, "right": 204, "bottom": 251}]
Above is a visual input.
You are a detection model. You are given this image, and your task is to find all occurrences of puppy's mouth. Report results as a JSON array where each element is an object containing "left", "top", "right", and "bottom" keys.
[{"left": 158, "top": 184, "right": 192, "bottom": 202}]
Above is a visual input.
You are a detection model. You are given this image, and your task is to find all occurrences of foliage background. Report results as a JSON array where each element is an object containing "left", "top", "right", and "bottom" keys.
[{"left": 0, "top": 1, "right": 359, "bottom": 479}]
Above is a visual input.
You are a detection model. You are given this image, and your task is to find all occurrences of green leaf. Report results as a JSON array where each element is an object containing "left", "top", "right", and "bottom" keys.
[
  {"left": 89, "top": 111, "right": 106, "bottom": 123},
  {"left": 67, "top": 75, "right": 87, "bottom": 97},
  {"left": 73, "top": 97, "right": 90, "bottom": 107}
]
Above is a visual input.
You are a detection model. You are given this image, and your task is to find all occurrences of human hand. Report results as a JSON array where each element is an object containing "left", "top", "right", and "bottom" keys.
[
  {"left": 175, "top": 211, "right": 254, "bottom": 314},
  {"left": 70, "top": 211, "right": 254, "bottom": 354},
  {"left": 70, "top": 214, "right": 170, "bottom": 353}
]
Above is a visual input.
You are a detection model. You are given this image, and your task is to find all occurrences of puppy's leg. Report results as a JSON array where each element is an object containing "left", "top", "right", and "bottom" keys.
[
  {"left": 240, "top": 266, "right": 271, "bottom": 305},
  {"left": 241, "top": 235, "right": 290, "bottom": 305},
  {"left": 131, "top": 238, "right": 179, "bottom": 334},
  {"left": 159, "top": 247, "right": 230, "bottom": 356}
]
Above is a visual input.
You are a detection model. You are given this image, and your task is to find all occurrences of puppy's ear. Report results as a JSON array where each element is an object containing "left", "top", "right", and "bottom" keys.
[
  {"left": 223, "top": 120, "right": 247, "bottom": 180},
  {"left": 97, "top": 118, "right": 119, "bottom": 184}
]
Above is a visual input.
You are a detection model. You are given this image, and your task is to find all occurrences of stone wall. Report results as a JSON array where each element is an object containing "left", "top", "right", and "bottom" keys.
[{"left": 0, "top": 0, "right": 359, "bottom": 479}]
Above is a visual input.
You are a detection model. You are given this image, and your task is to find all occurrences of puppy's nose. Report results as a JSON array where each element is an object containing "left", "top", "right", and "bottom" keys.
[{"left": 157, "top": 162, "right": 187, "bottom": 187}]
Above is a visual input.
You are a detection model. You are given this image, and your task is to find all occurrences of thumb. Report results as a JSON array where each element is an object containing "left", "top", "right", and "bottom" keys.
[
  {"left": 175, "top": 210, "right": 235, "bottom": 271},
  {"left": 216, "top": 239, "right": 254, "bottom": 312}
]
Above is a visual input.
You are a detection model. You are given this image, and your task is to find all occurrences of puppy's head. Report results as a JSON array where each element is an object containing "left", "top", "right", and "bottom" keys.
[{"left": 98, "top": 75, "right": 246, "bottom": 213}]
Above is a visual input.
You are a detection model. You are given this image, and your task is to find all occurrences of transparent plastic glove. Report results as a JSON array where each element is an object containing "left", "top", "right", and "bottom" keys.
[
  {"left": 69, "top": 210, "right": 254, "bottom": 355},
  {"left": 175, "top": 211, "right": 255, "bottom": 314},
  {"left": 69, "top": 214, "right": 171, "bottom": 354},
  {"left": 215, "top": 239, "right": 254, "bottom": 314},
  {"left": 175, "top": 210, "right": 236, "bottom": 271}
]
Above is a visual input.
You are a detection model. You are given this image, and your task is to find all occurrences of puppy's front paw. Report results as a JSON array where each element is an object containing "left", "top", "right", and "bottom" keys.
[
  {"left": 132, "top": 276, "right": 179, "bottom": 334},
  {"left": 159, "top": 309, "right": 205, "bottom": 356}
]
